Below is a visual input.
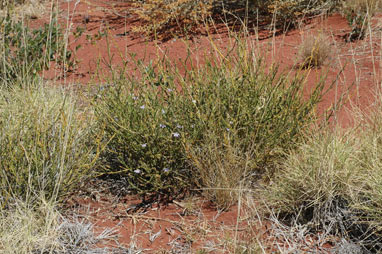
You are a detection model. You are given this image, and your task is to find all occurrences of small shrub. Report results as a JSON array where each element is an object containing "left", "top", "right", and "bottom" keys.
[
  {"left": 235, "top": 0, "right": 341, "bottom": 28},
  {"left": 0, "top": 11, "right": 70, "bottom": 85},
  {"left": 95, "top": 67, "right": 193, "bottom": 199},
  {"left": 0, "top": 0, "right": 25, "bottom": 9},
  {"left": 298, "top": 33, "right": 332, "bottom": 68},
  {"left": 267, "top": 0, "right": 313, "bottom": 28},
  {"left": 0, "top": 84, "right": 99, "bottom": 206},
  {"left": 0, "top": 0, "right": 45, "bottom": 19},
  {"left": 96, "top": 39, "right": 326, "bottom": 204},
  {"left": 264, "top": 0, "right": 341, "bottom": 28}
]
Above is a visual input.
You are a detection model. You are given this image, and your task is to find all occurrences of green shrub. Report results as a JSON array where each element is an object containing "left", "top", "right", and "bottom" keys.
[
  {"left": 95, "top": 64, "right": 193, "bottom": 199},
  {"left": 0, "top": 11, "right": 70, "bottom": 85},
  {"left": 0, "top": 84, "right": 99, "bottom": 206},
  {"left": 96, "top": 38, "right": 326, "bottom": 203},
  {"left": 182, "top": 53, "right": 325, "bottom": 207}
]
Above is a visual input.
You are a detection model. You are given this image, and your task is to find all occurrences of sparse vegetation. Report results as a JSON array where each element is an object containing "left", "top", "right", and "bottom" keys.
[
  {"left": 264, "top": 0, "right": 338, "bottom": 29},
  {"left": 131, "top": 0, "right": 340, "bottom": 38},
  {"left": 132, "top": 0, "right": 213, "bottom": 39},
  {"left": 1, "top": 0, "right": 381, "bottom": 253},
  {"left": 0, "top": 10, "right": 71, "bottom": 85},
  {"left": 341, "top": 0, "right": 381, "bottom": 41}
]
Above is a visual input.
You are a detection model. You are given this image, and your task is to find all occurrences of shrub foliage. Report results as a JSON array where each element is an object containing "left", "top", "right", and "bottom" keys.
[
  {"left": 95, "top": 42, "right": 326, "bottom": 203},
  {"left": 0, "top": 11, "right": 70, "bottom": 85}
]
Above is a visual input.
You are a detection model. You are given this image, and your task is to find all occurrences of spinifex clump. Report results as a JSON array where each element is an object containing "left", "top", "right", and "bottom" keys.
[{"left": 0, "top": 85, "right": 99, "bottom": 206}]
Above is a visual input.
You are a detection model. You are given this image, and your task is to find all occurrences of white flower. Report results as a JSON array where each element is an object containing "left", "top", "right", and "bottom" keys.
[
  {"left": 162, "top": 109, "right": 166, "bottom": 114},
  {"left": 167, "top": 88, "right": 173, "bottom": 92},
  {"left": 134, "top": 169, "right": 141, "bottom": 174},
  {"left": 163, "top": 168, "right": 170, "bottom": 173},
  {"left": 160, "top": 124, "right": 166, "bottom": 128},
  {"left": 132, "top": 96, "right": 138, "bottom": 100},
  {"left": 141, "top": 143, "right": 147, "bottom": 148},
  {"left": 140, "top": 105, "right": 145, "bottom": 109},
  {"left": 229, "top": 121, "right": 233, "bottom": 125},
  {"left": 192, "top": 100, "right": 196, "bottom": 104},
  {"left": 172, "top": 132, "right": 180, "bottom": 138},
  {"left": 226, "top": 128, "right": 230, "bottom": 132}
]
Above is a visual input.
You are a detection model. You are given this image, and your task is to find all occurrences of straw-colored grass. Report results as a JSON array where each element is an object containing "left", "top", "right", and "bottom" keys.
[{"left": 0, "top": 84, "right": 99, "bottom": 206}]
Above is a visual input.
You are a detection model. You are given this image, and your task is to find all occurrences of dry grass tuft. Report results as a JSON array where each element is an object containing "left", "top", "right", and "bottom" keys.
[
  {"left": 298, "top": 33, "right": 333, "bottom": 68},
  {"left": 0, "top": 0, "right": 47, "bottom": 20},
  {"left": 187, "top": 134, "right": 254, "bottom": 210},
  {"left": 0, "top": 200, "right": 123, "bottom": 254}
]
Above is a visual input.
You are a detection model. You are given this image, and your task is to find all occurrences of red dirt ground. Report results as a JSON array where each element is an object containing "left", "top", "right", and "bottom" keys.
[
  {"left": 65, "top": 180, "right": 336, "bottom": 253},
  {"left": 66, "top": 190, "right": 257, "bottom": 253},
  {"left": 31, "top": 0, "right": 382, "bottom": 252}
]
